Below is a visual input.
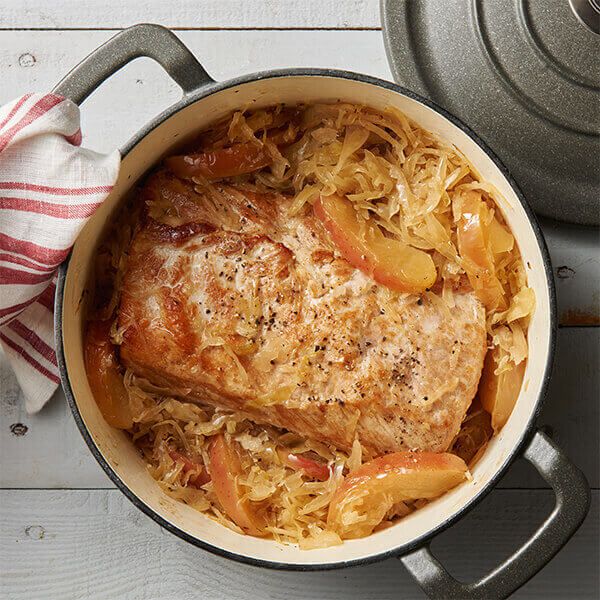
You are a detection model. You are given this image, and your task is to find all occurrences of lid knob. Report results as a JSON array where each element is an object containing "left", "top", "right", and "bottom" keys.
[{"left": 569, "top": 0, "right": 600, "bottom": 34}]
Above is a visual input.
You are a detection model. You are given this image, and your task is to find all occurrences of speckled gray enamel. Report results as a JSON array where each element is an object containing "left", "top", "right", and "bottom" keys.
[
  {"left": 381, "top": 0, "right": 600, "bottom": 225},
  {"left": 53, "top": 23, "right": 215, "bottom": 103}
]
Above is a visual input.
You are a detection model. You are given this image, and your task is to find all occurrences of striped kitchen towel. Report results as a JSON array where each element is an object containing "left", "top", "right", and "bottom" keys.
[{"left": 0, "top": 93, "right": 120, "bottom": 413}]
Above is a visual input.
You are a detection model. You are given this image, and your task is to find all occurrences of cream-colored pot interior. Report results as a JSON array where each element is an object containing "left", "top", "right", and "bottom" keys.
[{"left": 61, "top": 75, "right": 552, "bottom": 567}]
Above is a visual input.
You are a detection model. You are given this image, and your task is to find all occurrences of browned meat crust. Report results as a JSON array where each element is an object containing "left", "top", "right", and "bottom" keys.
[{"left": 118, "top": 171, "right": 487, "bottom": 455}]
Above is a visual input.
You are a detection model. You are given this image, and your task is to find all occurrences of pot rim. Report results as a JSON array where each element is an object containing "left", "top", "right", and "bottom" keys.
[{"left": 55, "top": 67, "right": 557, "bottom": 571}]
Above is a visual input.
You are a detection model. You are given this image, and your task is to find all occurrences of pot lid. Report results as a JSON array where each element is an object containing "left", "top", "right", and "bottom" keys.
[{"left": 382, "top": 0, "right": 600, "bottom": 225}]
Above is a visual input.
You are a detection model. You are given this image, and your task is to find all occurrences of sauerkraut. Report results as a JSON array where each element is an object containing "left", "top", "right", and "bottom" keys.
[{"left": 88, "top": 102, "right": 534, "bottom": 548}]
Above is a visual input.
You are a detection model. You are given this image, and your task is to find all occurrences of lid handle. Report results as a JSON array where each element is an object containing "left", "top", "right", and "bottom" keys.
[{"left": 568, "top": 0, "right": 600, "bottom": 34}]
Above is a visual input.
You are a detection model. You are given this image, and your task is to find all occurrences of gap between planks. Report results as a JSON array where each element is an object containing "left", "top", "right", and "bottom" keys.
[{"left": 0, "top": 27, "right": 382, "bottom": 31}]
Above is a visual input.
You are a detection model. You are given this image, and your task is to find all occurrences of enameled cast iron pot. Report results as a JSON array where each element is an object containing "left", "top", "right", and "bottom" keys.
[{"left": 54, "top": 25, "right": 590, "bottom": 599}]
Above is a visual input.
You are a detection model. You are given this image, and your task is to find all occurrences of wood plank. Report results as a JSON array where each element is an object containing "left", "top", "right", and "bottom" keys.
[
  {"left": 0, "top": 1, "right": 381, "bottom": 30},
  {"left": 0, "top": 489, "right": 597, "bottom": 599},
  {"left": 0, "top": 356, "right": 112, "bottom": 488},
  {"left": 2, "top": 328, "right": 597, "bottom": 490},
  {"left": 0, "top": 30, "right": 389, "bottom": 155},
  {"left": 541, "top": 219, "right": 600, "bottom": 327},
  {"left": 0, "top": 30, "right": 597, "bottom": 324}
]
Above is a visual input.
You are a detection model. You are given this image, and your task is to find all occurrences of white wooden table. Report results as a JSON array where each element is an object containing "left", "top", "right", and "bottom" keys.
[{"left": 1, "top": 3, "right": 598, "bottom": 598}]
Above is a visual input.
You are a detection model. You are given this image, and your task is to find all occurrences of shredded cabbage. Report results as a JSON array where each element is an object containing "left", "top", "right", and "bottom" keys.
[{"left": 90, "top": 102, "right": 533, "bottom": 549}]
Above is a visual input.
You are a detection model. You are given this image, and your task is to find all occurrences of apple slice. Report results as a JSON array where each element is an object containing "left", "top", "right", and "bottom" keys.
[
  {"left": 456, "top": 190, "right": 505, "bottom": 309},
  {"left": 479, "top": 348, "right": 526, "bottom": 433},
  {"left": 277, "top": 449, "right": 331, "bottom": 481},
  {"left": 314, "top": 194, "right": 437, "bottom": 294},
  {"left": 84, "top": 320, "right": 133, "bottom": 430},
  {"left": 327, "top": 451, "right": 468, "bottom": 539},
  {"left": 165, "top": 142, "right": 271, "bottom": 180},
  {"left": 208, "top": 434, "right": 264, "bottom": 535},
  {"left": 169, "top": 450, "right": 211, "bottom": 488}
]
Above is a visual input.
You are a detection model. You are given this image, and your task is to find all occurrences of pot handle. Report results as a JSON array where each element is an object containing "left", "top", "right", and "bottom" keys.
[
  {"left": 401, "top": 430, "right": 590, "bottom": 599},
  {"left": 53, "top": 23, "right": 214, "bottom": 104}
]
